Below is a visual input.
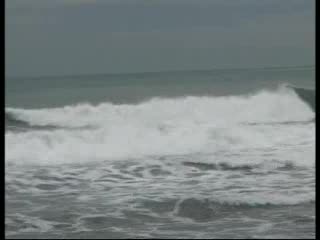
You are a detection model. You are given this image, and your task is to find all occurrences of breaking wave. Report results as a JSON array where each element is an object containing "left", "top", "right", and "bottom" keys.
[{"left": 5, "top": 87, "right": 315, "bottom": 165}]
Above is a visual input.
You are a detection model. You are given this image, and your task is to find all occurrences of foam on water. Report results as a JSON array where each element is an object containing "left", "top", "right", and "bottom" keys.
[
  {"left": 5, "top": 86, "right": 315, "bottom": 238},
  {"left": 5, "top": 86, "right": 315, "bottom": 217},
  {"left": 6, "top": 87, "right": 313, "bottom": 128},
  {"left": 6, "top": 70, "right": 315, "bottom": 238},
  {"left": 5, "top": 87, "right": 314, "bottom": 166}
]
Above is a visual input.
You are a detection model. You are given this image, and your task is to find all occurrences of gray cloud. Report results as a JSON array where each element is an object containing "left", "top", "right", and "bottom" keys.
[{"left": 6, "top": 0, "right": 315, "bottom": 77}]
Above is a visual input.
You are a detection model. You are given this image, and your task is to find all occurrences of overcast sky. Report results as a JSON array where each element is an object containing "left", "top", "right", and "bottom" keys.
[{"left": 6, "top": 0, "right": 315, "bottom": 77}]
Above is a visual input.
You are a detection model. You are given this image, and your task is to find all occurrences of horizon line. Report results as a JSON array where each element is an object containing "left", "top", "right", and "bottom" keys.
[{"left": 6, "top": 64, "right": 315, "bottom": 80}]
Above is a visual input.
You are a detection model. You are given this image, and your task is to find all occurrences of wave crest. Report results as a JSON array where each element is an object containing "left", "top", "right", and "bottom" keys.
[
  {"left": 5, "top": 88, "right": 314, "bottom": 128},
  {"left": 5, "top": 88, "right": 315, "bottom": 165}
]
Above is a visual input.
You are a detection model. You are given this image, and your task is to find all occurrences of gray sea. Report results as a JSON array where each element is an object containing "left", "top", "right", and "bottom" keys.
[{"left": 5, "top": 67, "right": 315, "bottom": 239}]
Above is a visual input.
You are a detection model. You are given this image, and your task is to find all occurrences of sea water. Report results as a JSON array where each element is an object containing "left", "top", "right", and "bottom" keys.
[{"left": 5, "top": 67, "right": 315, "bottom": 239}]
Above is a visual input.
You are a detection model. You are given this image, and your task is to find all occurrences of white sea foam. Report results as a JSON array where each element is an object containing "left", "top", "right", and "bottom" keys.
[
  {"left": 5, "top": 88, "right": 315, "bottom": 165},
  {"left": 6, "top": 88, "right": 313, "bottom": 128}
]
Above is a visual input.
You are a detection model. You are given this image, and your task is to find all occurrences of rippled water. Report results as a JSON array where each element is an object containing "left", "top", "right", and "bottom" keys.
[{"left": 6, "top": 152, "right": 315, "bottom": 238}]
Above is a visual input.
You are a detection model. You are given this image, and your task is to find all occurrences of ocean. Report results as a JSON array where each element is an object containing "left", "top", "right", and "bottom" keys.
[{"left": 5, "top": 67, "right": 315, "bottom": 239}]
